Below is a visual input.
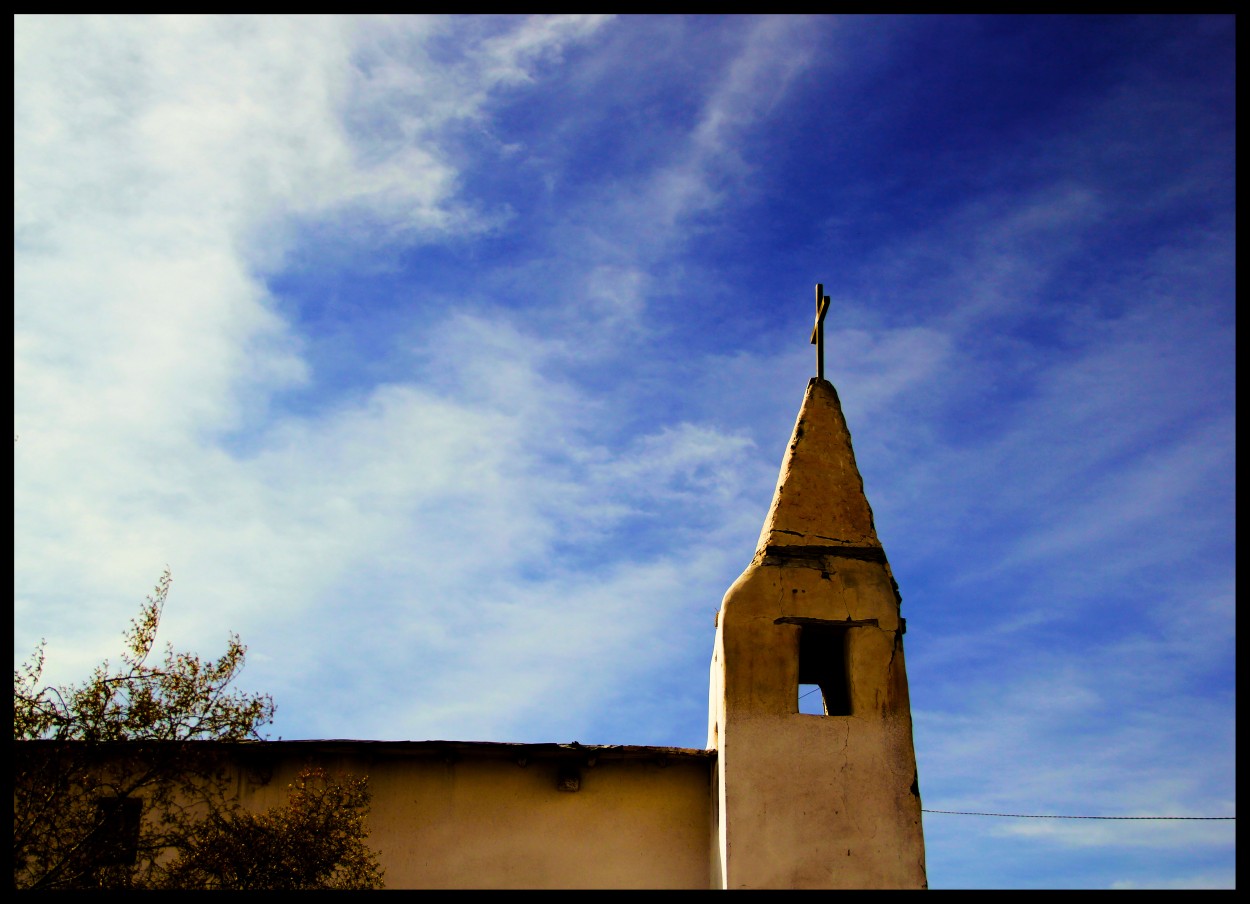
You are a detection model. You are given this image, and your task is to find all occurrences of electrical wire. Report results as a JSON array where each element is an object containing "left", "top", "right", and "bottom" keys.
[
  {"left": 797, "top": 695, "right": 1234, "bottom": 821},
  {"left": 921, "top": 810, "right": 1233, "bottom": 820}
]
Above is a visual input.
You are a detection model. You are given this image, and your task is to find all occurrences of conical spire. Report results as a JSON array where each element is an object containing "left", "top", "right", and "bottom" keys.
[{"left": 754, "top": 377, "right": 882, "bottom": 556}]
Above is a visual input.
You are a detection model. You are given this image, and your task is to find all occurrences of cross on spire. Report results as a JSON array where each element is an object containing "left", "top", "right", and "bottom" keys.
[{"left": 810, "top": 284, "right": 830, "bottom": 381}]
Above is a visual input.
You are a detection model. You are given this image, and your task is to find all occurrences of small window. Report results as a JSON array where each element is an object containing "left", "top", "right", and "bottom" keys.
[
  {"left": 798, "top": 625, "right": 850, "bottom": 716},
  {"left": 92, "top": 797, "right": 143, "bottom": 866}
]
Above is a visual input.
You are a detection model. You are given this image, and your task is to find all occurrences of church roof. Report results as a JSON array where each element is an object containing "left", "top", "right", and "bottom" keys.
[{"left": 754, "top": 377, "right": 883, "bottom": 557}]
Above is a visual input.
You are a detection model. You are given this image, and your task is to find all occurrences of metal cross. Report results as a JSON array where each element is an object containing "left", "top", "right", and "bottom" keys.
[{"left": 810, "top": 284, "right": 830, "bottom": 381}]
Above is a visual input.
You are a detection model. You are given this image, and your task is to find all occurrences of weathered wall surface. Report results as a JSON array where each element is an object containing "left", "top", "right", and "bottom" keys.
[
  {"left": 229, "top": 741, "right": 715, "bottom": 890},
  {"left": 712, "top": 561, "right": 925, "bottom": 889}
]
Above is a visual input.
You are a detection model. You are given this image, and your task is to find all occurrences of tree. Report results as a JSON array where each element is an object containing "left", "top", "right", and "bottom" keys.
[
  {"left": 159, "top": 768, "right": 383, "bottom": 890},
  {"left": 13, "top": 570, "right": 384, "bottom": 890}
]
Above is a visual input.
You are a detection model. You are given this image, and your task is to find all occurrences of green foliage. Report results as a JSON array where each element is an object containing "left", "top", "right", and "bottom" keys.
[{"left": 13, "top": 570, "right": 384, "bottom": 890}]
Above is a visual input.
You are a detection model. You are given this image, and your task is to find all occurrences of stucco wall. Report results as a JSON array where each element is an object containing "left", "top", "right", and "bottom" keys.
[
  {"left": 710, "top": 559, "right": 925, "bottom": 889},
  {"left": 229, "top": 741, "right": 716, "bottom": 889}
]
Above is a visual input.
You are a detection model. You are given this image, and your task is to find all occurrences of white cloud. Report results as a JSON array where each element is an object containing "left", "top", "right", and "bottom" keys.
[
  {"left": 16, "top": 15, "right": 711, "bottom": 736},
  {"left": 600, "top": 15, "right": 823, "bottom": 242}
]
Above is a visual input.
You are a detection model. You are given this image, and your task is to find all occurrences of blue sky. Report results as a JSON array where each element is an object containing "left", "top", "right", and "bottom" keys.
[{"left": 14, "top": 15, "right": 1234, "bottom": 889}]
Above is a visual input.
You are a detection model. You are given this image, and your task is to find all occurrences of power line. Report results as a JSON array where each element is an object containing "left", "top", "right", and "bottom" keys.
[
  {"left": 922, "top": 810, "right": 1233, "bottom": 820},
  {"left": 795, "top": 695, "right": 1234, "bottom": 822}
]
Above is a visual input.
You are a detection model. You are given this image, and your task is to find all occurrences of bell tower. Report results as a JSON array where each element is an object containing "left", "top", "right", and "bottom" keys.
[{"left": 706, "top": 288, "right": 926, "bottom": 889}]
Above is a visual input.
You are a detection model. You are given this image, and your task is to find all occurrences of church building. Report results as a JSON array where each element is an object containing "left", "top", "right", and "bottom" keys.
[
  {"left": 215, "top": 287, "right": 927, "bottom": 888},
  {"left": 22, "top": 288, "right": 927, "bottom": 889}
]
